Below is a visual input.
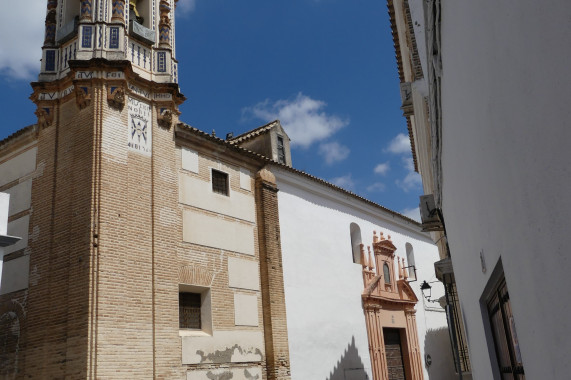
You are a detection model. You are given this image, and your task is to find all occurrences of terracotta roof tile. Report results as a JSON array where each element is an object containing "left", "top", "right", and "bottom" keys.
[
  {"left": 227, "top": 120, "right": 280, "bottom": 144},
  {"left": 0, "top": 125, "right": 37, "bottom": 150},
  {"left": 177, "top": 122, "right": 420, "bottom": 226}
]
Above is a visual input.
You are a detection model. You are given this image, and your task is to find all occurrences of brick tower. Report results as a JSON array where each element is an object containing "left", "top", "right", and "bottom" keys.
[
  {"left": 16, "top": 0, "right": 183, "bottom": 378},
  {"left": 0, "top": 1, "right": 293, "bottom": 379}
]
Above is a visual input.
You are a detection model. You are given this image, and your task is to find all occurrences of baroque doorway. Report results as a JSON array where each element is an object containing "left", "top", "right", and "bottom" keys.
[{"left": 361, "top": 231, "right": 424, "bottom": 380}]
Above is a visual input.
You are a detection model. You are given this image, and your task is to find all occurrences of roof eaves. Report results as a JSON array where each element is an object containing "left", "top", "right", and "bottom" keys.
[
  {"left": 0, "top": 125, "right": 38, "bottom": 151},
  {"left": 228, "top": 120, "right": 280, "bottom": 144},
  {"left": 387, "top": 0, "right": 419, "bottom": 173},
  {"left": 176, "top": 122, "right": 271, "bottom": 164},
  {"left": 176, "top": 122, "right": 420, "bottom": 226},
  {"left": 272, "top": 162, "right": 421, "bottom": 226},
  {"left": 387, "top": 0, "right": 404, "bottom": 83},
  {"left": 406, "top": 117, "right": 419, "bottom": 173}
]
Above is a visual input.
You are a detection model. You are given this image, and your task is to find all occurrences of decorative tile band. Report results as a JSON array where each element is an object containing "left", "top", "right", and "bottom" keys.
[
  {"left": 112, "top": 0, "right": 125, "bottom": 22},
  {"left": 81, "top": 0, "right": 92, "bottom": 20},
  {"left": 45, "top": 50, "right": 56, "bottom": 72},
  {"left": 157, "top": 51, "right": 166, "bottom": 73},
  {"left": 110, "top": 27, "right": 120, "bottom": 49},
  {"left": 82, "top": 26, "right": 93, "bottom": 48}
]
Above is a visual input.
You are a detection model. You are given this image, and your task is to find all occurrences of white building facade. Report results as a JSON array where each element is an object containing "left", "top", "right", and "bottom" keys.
[
  {"left": 272, "top": 166, "right": 456, "bottom": 380},
  {"left": 388, "top": 1, "right": 571, "bottom": 379}
]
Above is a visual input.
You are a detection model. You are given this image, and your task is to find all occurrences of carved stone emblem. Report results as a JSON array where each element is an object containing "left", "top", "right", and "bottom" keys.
[
  {"left": 107, "top": 86, "right": 125, "bottom": 110},
  {"left": 157, "top": 108, "right": 173, "bottom": 129},
  {"left": 35, "top": 107, "right": 54, "bottom": 129},
  {"left": 75, "top": 86, "right": 91, "bottom": 109}
]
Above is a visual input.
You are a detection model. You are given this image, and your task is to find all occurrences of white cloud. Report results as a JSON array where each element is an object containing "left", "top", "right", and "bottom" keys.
[
  {"left": 396, "top": 157, "right": 422, "bottom": 192},
  {"left": 243, "top": 93, "right": 349, "bottom": 148},
  {"left": 0, "top": 1, "right": 45, "bottom": 80},
  {"left": 318, "top": 141, "right": 350, "bottom": 164},
  {"left": 366, "top": 182, "right": 386, "bottom": 193},
  {"left": 386, "top": 133, "right": 411, "bottom": 154},
  {"left": 400, "top": 207, "right": 421, "bottom": 222},
  {"left": 329, "top": 174, "right": 355, "bottom": 190},
  {"left": 374, "top": 162, "right": 390, "bottom": 175},
  {"left": 176, "top": 0, "right": 197, "bottom": 16}
]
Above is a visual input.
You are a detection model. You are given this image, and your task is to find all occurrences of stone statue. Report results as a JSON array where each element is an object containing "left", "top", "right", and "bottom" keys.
[{"left": 129, "top": 0, "right": 144, "bottom": 24}]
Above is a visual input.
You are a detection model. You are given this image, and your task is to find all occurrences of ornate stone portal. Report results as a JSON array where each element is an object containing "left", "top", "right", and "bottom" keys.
[{"left": 361, "top": 232, "right": 424, "bottom": 380}]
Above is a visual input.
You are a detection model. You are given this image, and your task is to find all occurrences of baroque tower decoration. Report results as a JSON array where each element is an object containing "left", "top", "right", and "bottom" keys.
[{"left": 33, "top": 0, "right": 183, "bottom": 134}]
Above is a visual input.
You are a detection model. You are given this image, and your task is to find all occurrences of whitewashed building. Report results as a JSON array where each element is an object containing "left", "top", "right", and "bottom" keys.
[
  {"left": 388, "top": 0, "right": 571, "bottom": 379},
  {"left": 270, "top": 164, "right": 455, "bottom": 380},
  {"left": 227, "top": 121, "right": 457, "bottom": 379},
  {"left": 0, "top": 192, "right": 22, "bottom": 294}
]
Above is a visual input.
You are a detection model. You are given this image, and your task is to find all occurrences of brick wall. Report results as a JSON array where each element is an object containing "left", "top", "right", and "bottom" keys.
[
  {"left": 1, "top": 70, "right": 292, "bottom": 379},
  {"left": 22, "top": 88, "right": 96, "bottom": 378},
  {"left": 255, "top": 168, "right": 291, "bottom": 380}
]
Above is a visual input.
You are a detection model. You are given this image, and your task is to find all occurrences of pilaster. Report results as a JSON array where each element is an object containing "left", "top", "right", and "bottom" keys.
[{"left": 255, "top": 167, "right": 291, "bottom": 380}]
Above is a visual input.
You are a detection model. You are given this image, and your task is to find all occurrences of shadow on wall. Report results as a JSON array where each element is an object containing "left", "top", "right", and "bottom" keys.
[
  {"left": 0, "top": 311, "right": 20, "bottom": 378},
  {"left": 424, "top": 327, "right": 457, "bottom": 380},
  {"left": 327, "top": 336, "right": 369, "bottom": 380}
]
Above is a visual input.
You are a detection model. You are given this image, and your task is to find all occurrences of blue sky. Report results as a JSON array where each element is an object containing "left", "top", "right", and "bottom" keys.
[{"left": 0, "top": 0, "right": 422, "bottom": 220}]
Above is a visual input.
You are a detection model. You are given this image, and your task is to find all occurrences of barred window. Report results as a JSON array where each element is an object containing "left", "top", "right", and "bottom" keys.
[
  {"left": 179, "top": 292, "right": 201, "bottom": 329},
  {"left": 212, "top": 169, "right": 229, "bottom": 196}
]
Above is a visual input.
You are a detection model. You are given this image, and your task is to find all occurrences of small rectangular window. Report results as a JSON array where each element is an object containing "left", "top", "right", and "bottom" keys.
[
  {"left": 277, "top": 136, "right": 286, "bottom": 164},
  {"left": 211, "top": 169, "right": 229, "bottom": 196},
  {"left": 179, "top": 292, "right": 201, "bottom": 329}
]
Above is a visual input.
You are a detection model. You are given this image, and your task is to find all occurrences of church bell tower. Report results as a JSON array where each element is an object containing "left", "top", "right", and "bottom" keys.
[
  {"left": 19, "top": 1, "right": 186, "bottom": 378},
  {"left": 33, "top": 0, "right": 184, "bottom": 135}
]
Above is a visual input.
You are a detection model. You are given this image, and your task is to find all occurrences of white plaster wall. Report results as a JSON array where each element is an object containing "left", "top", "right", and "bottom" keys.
[
  {"left": 274, "top": 169, "right": 452, "bottom": 380},
  {"left": 438, "top": 2, "right": 571, "bottom": 379},
  {"left": 187, "top": 366, "right": 262, "bottom": 380},
  {"left": 0, "top": 255, "right": 29, "bottom": 295},
  {"left": 182, "top": 210, "right": 255, "bottom": 255},
  {"left": 181, "top": 147, "right": 199, "bottom": 173},
  {"left": 4, "top": 215, "right": 30, "bottom": 256},
  {"left": 228, "top": 257, "right": 260, "bottom": 291},
  {"left": 234, "top": 293, "right": 259, "bottom": 326},
  {"left": 4, "top": 180, "right": 32, "bottom": 216},
  {"left": 0, "top": 193, "right": 8, "bottom": 236},
  {"left": 0, "top": 147, "right": 37, "bottom": 187},
  {"left": 181, "top": 330, "right": 264, "bottom": 365},
  {"left": 179, "top": 174, "right": 255, "bottom": 222},
  {"left": 0, "top": 193, "right": 9, "bottom": 289}
]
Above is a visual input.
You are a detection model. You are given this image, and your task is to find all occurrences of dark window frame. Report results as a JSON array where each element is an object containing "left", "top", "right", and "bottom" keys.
[
  {"left": 487, "top": 277, "right": 525, "bottom": 379},
  {"left": 179, "top": 292, "right": 202, "bottom": 330},
  {"left": 211, "top": 169, "right": 229, "bottom": 196}
]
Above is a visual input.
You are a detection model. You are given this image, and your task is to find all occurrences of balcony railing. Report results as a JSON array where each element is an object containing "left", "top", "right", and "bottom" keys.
[{"left": 129, "top": 20, "right": 155, "bottom": 45}]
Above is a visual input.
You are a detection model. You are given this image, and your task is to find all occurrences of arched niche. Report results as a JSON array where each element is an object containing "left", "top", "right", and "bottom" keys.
[
  {"left": 405, "top": 243, "right": 416, "bottom": 280},
  {"left": 350, "top": 222, "right": 362, "bottom": 264}
]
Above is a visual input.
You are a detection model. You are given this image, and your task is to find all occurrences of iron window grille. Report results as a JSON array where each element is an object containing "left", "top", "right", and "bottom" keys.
[
  {"left": 212, "top": 169, "right": 229, "bottom": 196},
  {"left": 179, "top": 292, "right": 201, "bottom": 329},
  {"left": 445, "top": 281, "right": 472, "bottom": 373}
]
